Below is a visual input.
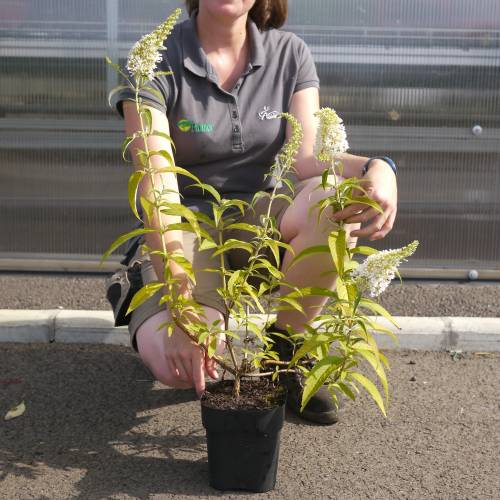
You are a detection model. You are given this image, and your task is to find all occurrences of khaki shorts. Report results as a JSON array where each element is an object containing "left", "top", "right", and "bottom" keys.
[{"left": 109, "top": 178, "right": 310, "bottom": 352}]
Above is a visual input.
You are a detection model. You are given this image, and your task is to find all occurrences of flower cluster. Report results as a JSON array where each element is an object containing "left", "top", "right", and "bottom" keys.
[
  {"left": 271, "top": 112, "right": 303, "bottom": 180},
  {"left": 314, "top": 107, "right": 349, "bottom": 163},
  {"left": 352, "top": 241, "right": 419, "bottom": 297},
  {"left": 126, "top": 8, "right": 181, "bottom": 81}
]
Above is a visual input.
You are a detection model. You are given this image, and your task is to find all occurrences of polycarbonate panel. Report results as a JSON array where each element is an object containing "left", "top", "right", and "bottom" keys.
[{"left": 0, "top": 0, "right": 499, "bottom": 271}]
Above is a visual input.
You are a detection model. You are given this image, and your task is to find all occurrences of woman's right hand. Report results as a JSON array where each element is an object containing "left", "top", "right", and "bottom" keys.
[{"left": 138, "top": 309, "right": 224, "bottom": 398}]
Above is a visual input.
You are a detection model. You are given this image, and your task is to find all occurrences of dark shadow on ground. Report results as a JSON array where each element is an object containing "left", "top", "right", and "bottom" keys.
[{"left": 0, "top": 343, "right": 224, "bottom": 498}]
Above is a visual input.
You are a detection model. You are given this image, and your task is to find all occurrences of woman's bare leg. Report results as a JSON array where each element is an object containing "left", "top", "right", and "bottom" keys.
[{"left": 277, "top": 176, "right": 360, "bottom": 332}]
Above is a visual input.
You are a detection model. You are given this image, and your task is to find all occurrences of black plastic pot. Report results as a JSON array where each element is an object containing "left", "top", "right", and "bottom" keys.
[{"left": 201, "top": 388, "right": 286, "bottom": 493}]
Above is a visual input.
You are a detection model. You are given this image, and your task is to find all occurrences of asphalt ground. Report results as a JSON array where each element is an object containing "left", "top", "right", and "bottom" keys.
[
  {"left": 1, "top": 344, "right": 499, "bottom": 499},
  {"left": 0, "top": 272, "right": 500, "bottom": 317}
]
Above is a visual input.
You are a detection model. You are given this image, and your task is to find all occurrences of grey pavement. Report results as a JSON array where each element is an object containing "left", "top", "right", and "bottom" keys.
[{"left": 1, "top": 344, "right": 499, "bottom": 499}]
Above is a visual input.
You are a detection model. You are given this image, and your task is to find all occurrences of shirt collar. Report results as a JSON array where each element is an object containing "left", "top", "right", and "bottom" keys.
[{"left": 182, "top": 9, "right": 265, "bottom": 78}]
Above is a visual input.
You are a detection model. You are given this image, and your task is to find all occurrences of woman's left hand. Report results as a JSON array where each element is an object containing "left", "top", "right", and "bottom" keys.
[{"left": 332, "top": 160, "right": 398, "bottom": 241}]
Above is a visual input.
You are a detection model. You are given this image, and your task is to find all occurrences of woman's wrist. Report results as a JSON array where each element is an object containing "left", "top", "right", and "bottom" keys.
[{"left": 361, "top": 156, "right": 397, "bottom": 177}]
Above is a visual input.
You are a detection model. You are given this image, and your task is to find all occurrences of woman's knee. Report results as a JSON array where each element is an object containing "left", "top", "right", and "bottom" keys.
[{"left": 283, "top": 175, "right": 360, "bottom": 242}]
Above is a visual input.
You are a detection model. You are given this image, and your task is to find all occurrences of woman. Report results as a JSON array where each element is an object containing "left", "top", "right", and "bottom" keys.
[{"left": 109, "top": 0, "right": 398, "bottom": 424}]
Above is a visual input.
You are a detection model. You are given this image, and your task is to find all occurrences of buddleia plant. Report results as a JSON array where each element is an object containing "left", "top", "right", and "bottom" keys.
[
  {"left": 285, "top": 107, "right": 419, "bottom": 415},
  {"left": 99, "top": 9, "right": 310, "bottom": 399}
]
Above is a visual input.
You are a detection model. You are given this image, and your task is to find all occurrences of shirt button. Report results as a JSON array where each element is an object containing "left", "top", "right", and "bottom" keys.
[
  {"left": 232, "top": 111, "right": 238, "bottom": 119},
  {"left": 233, "top": 125, "right": 239, "bottom": 133}
]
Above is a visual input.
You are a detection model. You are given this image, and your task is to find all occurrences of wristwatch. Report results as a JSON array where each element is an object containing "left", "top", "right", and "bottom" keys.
[{"left": 361, "top": 156, "right": 397, "bottom": 176}]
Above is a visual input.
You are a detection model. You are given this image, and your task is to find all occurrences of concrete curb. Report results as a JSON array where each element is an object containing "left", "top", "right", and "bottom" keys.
[{"left": 0, "top": 309, "right": 499, "bottom": 352}]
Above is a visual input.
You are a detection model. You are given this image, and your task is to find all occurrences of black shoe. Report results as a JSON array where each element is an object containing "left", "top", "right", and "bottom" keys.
[
  {"left": 105, "top": 260, "right": 144, "bottom": 327},
  {"left": 265, "top": 323, "right": 342, "bottom": 425}
]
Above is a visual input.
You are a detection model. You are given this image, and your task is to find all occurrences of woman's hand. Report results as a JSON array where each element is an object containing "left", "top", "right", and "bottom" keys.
[
  {"left": 162, "top": 321, "right": 221, "bottom": 397},
  {"left": 333, "top": 160, "right": 398, "bottom": 241}
]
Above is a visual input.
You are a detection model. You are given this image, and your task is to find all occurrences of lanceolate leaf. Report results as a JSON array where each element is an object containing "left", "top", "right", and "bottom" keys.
[
  {"left": 141, "top": 107, "right": 152, "bottom": 134},
  {"left": 99, "top": 228, "right": 156, "bottom": 267},
  {"left": 350, "top": 372, "right": 386, "bottom": 416},
  {"left": 288, "top": 245, "right": 329, "bottom": 269},
  {"left": 359, "top": 299, "right": 399, "bottom": 328},
  {"left": 344, "top": 196, "right": 383, "bottom": 214},
  {"left": 142, "top": 86, "right": 166, "bottom": 106},
  {"left": 357, "top": 349, "right": 389, "bottom": 401},
  {"left": 128, "top": 170, "right": 146, "bottom": 221},
  {"left": 108, "top": 84, "right": 130, "bottom": 107},
  {"left": 328, "top": 230, "right": 346, "bottom": 276},
  {"left": 126, "top": 281, "right": 164, "bottom": 315},
  {"left": 350, "top": 245, "right": 378, "bottom": 256},
  {"left": 150, "top": 129, "right": 176, "bottom": 152},
  {"left": 139, "top": 195, "right": 155, "bottom": 225},
  {"left": 290, "top": 333, "right": 331, "bottom": 365},
  {"left": 301, "top": 356, "right": 343, "bottom": 411},
  {"left": 121, "top": 134, "right": 137, "bottom": 162}
]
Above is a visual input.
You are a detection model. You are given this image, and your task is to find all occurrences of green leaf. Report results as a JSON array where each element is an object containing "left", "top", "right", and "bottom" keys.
[
  {"left": 266, "top": 239, "right": 280, "bottom": 265},
  {"left": 121, "top": 134, "right": 137, "bottom": 162},
  {"left": 150, "top": 129, "right": 176, "bottom": 152},
  {"left": 225, "top": 222, "right": 260, "bottom": 234},
  {"left": 104, "top": 55, "right": 128, "bottom": 80},
  {"left": 357, "top": 349, "right": 389, "bottom": 401},
  {"left": 139, "top": 195, "right": 155, "bottom": 225},
  {"left": 290, "top": 333, "right": 331, "bottom": 365},
  {"left": 350, "top": 245, "right": 378, "bottom": 256},
  {"left": 128, "top": 170, "right": 146, "bottom": 221},
  {"left": 99, "top": 228, "right": 156, "bottom": 267},
  {"left": 301, "top": 356, "right": 343, "bottom": 411},
  {"left": 198, "top": 238, "right": 217, "bottom": 251},
  {"left": 148, "top": 149, "right": 175, "bottom": 167},
  {"left": 155, "top": 165, "right": 201, "bottom": 184},
  {"left": 141, "top": 107, "right": 152, "bottom": 134},
  {"left": 274, "top": 193, "right": 294, "bottom": 204},
  {"left": 328, "top": 230, "right": 346, "bottom": 276},
  {"left": 350, "top": 372, "right": 386, "bottom": 416},
  {"left": 211, "top": 239, "right": 254, "bottom": 257},
  {"left": 142, "top": 86, "right": 166, "bottom": 106},
  {"left": 278, "top": 296, "right": 304, "bottom": 313},
  {"left": 126, "top": 281, "right": 164, "bottom": 315},
  {"left": 345, "top": 196, "right": 383, "bottom": 214},
  {"left": 185, "top": 182, "right": 221, "bottom": 203},
  {"left": 336, "top": 381, "right": 356, "bottom": 401},
  {"left": 359, "top": 299, "right": 399, "bottom": 328},
  {"left": 288, "top": 245, "right": 329, "bottom": 269},
  {"left": 107, "top": 84, "right": 130, "bottom": 107},
  {"left": 159, "top": 202, "right": 201, "bottom": 238}
]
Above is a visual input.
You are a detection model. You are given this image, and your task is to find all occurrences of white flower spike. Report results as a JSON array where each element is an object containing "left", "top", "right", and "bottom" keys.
[
  {"left": 352, "top": 241, "right": 419, "bottom": 297},
  {"left": 314, "top": 107, "right": 349, "bottom": 163},
  {"left": 126, "top": 8, "right": 181, "bottom": 81}
]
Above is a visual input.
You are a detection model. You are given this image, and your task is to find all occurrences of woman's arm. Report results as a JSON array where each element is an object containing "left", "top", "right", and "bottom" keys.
[
  {"left": 123, "top": 101, "right": 190, "bottom": 294},
  {"left": 287, "top": 87, "right": 398, "bottom": 241}
]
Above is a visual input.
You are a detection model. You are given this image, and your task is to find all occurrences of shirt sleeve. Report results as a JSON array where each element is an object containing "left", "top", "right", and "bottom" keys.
[
  {"left": 108, "top": 57, "right": 172, "bottom": 118},
  {"left": 293, "top": 35, "right": 320, "bottom": 93}
]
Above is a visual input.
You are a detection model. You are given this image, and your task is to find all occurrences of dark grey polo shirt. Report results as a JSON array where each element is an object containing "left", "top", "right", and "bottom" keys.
[{"left": 111, "top": 10, "right": 319, "bottom": 260}]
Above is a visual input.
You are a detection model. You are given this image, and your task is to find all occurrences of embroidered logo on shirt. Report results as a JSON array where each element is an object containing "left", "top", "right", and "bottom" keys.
[
  {"left": 177, "top": 118, "right": 213, "bottom": 133},
  {"left": 258, "top": 106, "right": 280, "bottom": 120}
]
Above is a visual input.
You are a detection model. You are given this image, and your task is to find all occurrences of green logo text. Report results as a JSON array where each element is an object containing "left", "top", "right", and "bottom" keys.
[{"left": 177, "top": 118, "right": 213, "bottom": 133}]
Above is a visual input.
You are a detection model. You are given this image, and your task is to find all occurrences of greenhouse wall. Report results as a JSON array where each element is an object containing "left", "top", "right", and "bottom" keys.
[{"left": 1, "top": 0, "right": 499, "bottom": 275}]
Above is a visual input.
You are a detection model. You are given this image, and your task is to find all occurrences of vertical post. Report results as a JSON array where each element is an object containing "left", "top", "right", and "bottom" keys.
[{"left": 106, "top": 0, "right": 119, "bottom": 97}]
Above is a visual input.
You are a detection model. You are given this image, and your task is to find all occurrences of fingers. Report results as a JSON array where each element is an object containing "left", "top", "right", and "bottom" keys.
[
  {"left": 350, "top": 212, "right": 387, "bottom": 239},
  {"left": 169, "top": 353, "right": 192, "bottom": 385},
  {"left": 369, "top": 207, "right": 397, "bottom": 241},
  {"left": 332, "top": 204, "right": 365, "bottom": 222},
  {"left": 205, "top": 354, "right": 219, "bottom": 381},
  {"left": 344, "top": 207, "right": 379, "bottom": 224}
]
